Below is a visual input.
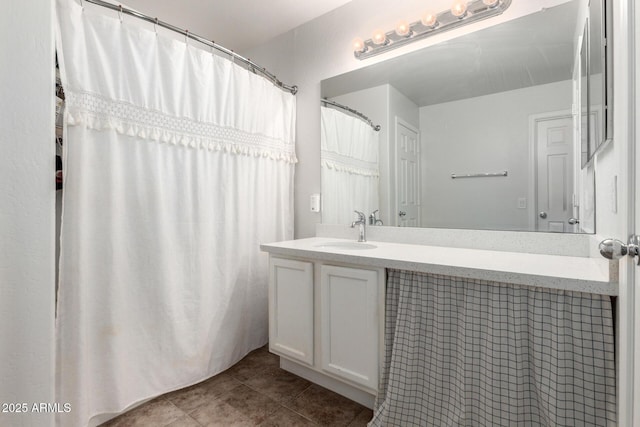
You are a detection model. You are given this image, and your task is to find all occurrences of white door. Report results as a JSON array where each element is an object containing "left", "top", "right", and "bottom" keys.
[
  {"left": 614, "top": 3, "right": 638, "bottom": 423},
  {"left": 269, "top": 257, "right": 314, "bottom": 365},
  {"left": 396, "top": 119, "right": 420, "bottom": 227},
  {"left": 535, "top": 115, "right": 574, "bottom": 232},
  {"left": 618, "top": 58, "right": 639, "bottom": 426},
  {"left": 320, "top": 265, "right": 381, "bottom": 392}
]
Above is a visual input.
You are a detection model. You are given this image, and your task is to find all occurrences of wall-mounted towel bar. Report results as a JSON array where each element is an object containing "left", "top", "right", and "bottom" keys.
[{"left": 451, "top": 171, "right": 508, "bottom": 179}]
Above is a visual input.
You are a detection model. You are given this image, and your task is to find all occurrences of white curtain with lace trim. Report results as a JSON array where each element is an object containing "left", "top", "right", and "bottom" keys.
[
  {"left": 55, "top": 0, "right": 295, "bottom": 425},
  {"left": 320, "top": 106, "right": 379, "bottom": 224}
]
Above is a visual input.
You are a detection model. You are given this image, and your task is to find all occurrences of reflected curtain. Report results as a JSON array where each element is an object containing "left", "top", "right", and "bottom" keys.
[
  {"left": 55, "top": 0, "right": 296, "bottom": 425},
  {"left": 320, "top": 106, "right": 379, "bottom": 224}
]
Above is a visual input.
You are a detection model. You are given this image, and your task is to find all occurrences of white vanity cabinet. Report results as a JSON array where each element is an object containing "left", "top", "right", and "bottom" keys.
[
  {"left": 268, "top": 257, "right": 314, "bottom": 365},
  {"left": 320, "top": 265, "right": 381, "bottom": 391},
  {"left": 267, "top": 255, "right": 385, "bottom": 405}
]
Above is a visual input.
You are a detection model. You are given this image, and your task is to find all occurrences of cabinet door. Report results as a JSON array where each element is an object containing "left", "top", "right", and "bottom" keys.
[
  {"left": 320, "top": 265, "right": 380, "bottom": 392},
  {"left": 269, "top": 257, "right": 314, "bottom": 365}
]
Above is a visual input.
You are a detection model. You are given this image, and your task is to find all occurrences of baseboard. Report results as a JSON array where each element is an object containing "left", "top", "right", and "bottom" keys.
[{"left": 280, "top": 358, "right": 376, "bottom": 409}]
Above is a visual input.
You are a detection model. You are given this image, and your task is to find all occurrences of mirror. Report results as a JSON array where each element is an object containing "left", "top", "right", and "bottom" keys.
[
  {"left": 580, "top": 23, "right": 590, "bottom": 167},
  {"left": 320, "top": 0, "right": 599, "bottom": 234},
  {"left": 582, "top": 0, "right": 612, "bottom": 165}
]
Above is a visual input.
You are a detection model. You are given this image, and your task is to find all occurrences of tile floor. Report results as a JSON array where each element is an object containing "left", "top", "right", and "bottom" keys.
[{"left": 101, "top": 346, "right": 373, "bottom": 426}]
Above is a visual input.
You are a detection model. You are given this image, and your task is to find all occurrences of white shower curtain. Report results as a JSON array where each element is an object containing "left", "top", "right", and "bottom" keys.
[
  {"left": 320, "top": 106, "right": 379, "bottom": 224},
  {"left": 55, "top": 0, "right": 295, "bottom": 425}
]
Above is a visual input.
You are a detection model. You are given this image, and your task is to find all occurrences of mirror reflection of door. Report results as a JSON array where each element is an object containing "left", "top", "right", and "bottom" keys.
[
  {"left": 395, "top": 119, "right": 420, "bottom": 227},
  {"left": 535, "top": 114, "right": 574, "bottom": 232}
]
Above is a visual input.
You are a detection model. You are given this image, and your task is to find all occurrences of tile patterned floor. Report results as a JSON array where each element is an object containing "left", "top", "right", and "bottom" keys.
[{"left": 101, "top": 346, "right": 373, "bottom": 426}]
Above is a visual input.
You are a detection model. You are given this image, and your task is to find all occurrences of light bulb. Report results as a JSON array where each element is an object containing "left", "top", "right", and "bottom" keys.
[
  {"left": 421, "top": 11, "right": 438, "bottom": 28},
  {"left": 395, "top": 20, "right": 411, "bottom": 37},
  {"left": 372, "top": 29, "right": 387, "bottom": 45},
  {"left": 451, "top": 1, "right": 468, "bottom": 18},
  {"left": 482, "top": 0, "right": 499, "bottom": 6},
  {"left": 352, "top": 37, "right": 365, "bottom": 53}
]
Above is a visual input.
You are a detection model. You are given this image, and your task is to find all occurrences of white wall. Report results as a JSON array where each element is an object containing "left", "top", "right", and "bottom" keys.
[
  {"left": 389, "top": 86, "right": 419, "bottom": 130},
  {"left": 0, "top": 1, "right": 56, "bottom": 426},
  {"left": 245, "top": 0, "right": 574, "bottom": 238},
  {"left": 420, "top": 80, "right": 572, "bottom": 230}
]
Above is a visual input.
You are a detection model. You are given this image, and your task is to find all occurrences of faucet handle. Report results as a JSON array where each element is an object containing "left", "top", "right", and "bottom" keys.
[
  {"left": 369, "top": 210, "right": 379, "bottom": 226},
  {"left": 354, "top": 210, "right": 366, "bottom": 221}
]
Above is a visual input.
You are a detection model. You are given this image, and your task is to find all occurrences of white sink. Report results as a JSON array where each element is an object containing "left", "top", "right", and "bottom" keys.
[{"left": 314, "top": 241, "right": 377, "bottom": 250}]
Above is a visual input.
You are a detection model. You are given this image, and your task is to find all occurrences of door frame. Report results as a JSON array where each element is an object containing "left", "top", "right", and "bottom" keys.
[
  {"left": 627, "top": 0, "right": 639, "bottom": 424},
  {"left": 527, "top": 110, "right": 573, "bottom": 232},
  {"left": 394, "top": 117, "right": 421, "bottom": 227},
  {"left": 633, "top": 1, "right": 640, "bottom": 423},
  {"left": 612, "top": 0, "right": 636, "bottom": 424}
]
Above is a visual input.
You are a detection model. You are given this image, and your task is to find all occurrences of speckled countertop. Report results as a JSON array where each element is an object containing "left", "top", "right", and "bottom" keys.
[{"left": 260, "top": 237, "right": 617, "bottom": 296}]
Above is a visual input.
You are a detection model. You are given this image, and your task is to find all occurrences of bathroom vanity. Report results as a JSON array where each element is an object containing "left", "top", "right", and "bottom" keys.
[
  {"left": 265, "top": 0, "right": 620, "bottom": 421},
  {"left": 262, "top": 247, "right": 385, "bottom": 408},
  {"left": 260, "top": 233, "right": 616, "bottom": 408}
]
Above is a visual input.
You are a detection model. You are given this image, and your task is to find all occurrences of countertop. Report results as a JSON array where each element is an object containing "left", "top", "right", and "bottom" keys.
[{"left": 260, "top": 237, "right": 617, "bottom": 296}]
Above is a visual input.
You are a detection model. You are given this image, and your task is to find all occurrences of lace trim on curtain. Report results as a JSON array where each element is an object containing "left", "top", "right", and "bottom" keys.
[
  {"left": 321, "top": 150, "right": 379, "bottom": 177},
  {"left": 65, "top": 91, "right": 298, "bottom": 164}
]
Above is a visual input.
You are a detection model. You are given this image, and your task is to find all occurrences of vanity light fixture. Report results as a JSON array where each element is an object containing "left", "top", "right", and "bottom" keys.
[
  {"left": 395, "top": 20, "right": 412, "bottom": 37},
  {"left": 352, "top": 37, "right": 366, "bottom": 53},
  {"left": 353, "top": 0, "right": 512, "bottom": 60},
  {"left": 372, "top": 29, "right": 388, "bottom": 45},
  {"left": 451, "top": 1, "right": 468, "bottom": 18},
  {"left": 421, "top": 11, "right": 438, "bottom": 28}
]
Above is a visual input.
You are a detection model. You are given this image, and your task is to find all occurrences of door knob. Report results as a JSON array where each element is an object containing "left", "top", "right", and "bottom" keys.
[
  {"left": 599, "top": 236, "right": 640, "bottom": 265},
  {"left": 398, "top": 211, "right": 406, "bottom": 217},
  {"left": 568, "top": 217, "right": 580, "bottom": 225},
  {"left": 539, "top": 211, "right": 547, "bottom": 219}
]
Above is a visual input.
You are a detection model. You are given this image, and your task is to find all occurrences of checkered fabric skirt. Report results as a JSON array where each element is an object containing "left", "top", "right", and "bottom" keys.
[{"left": 369, "top": 270, "right": 616, "bottom": 426}]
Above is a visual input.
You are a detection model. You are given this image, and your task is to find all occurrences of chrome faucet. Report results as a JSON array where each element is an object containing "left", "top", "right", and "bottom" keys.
[
  {"left": 351, "top": 210, "right": 367, "bottom": 242},
  {"left": 369, "top": 210, "right": 383, "bottom": 226}
]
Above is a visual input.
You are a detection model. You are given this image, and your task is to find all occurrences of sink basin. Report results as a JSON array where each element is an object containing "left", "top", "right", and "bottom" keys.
[{"left": 314, "top": 241, "right": 377, "bottom": 250}]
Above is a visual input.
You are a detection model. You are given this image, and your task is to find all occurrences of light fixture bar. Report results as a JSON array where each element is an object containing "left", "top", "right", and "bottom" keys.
[{"left": 354, "top": 0, "right": 512, "bottom": 60}]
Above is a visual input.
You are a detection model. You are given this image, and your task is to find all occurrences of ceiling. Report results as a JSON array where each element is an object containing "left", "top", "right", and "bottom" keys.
[
  {"left": 322, "top": 0, "right": 580, "bottom": 107},
  {"left": 120, "top": 0, "right": 353, "bottom": 53}
]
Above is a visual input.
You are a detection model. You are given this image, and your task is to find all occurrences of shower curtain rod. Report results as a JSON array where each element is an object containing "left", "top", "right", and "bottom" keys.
[
  {"left": 321, "top": 98, "right": 381, "bottom": 131},
  {"left": 81, "top": 0, "right": 298, "bottom": 95}
]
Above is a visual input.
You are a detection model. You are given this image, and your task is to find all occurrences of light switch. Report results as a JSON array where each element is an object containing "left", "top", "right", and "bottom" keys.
[
  {"left": 310, "top": 193, "right": 321, "bottom": 212},
  {"left": 517, "top": 198, "right": 527, "bottom": 209}
]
